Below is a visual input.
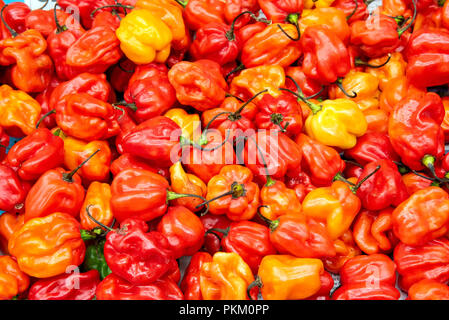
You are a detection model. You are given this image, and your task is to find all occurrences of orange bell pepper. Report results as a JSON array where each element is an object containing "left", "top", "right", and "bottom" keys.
[
  {"left": 366, "top": 53, "right": 407, "bottom": 91},
  {"left": 79, "top": 182, "right": 113, "bottom": 231},
  {"left": 259, "top": 179, "right": 302, "bottom": 221},
  {"left": 323, "top": 229, "right": 361, "bottom": 274},
  {"left": 408, "top": 279, "right": 449, "bottom": 300},
  {"left": 169, "top": 162, "right": 207, "bottom": 213},
  {"left": 363, "top": 108, "right": 389, "bottom": 134},
  {"left": 253, "top": 255, "right": 324, "bottom": 300},
  {"left": 200, "top": 252, "right": 258, "bottom": 300},
  {"left": 8, "top": 212, "right": 85, "bottom": 278},
  {"left": 0, "top": 255, "right": 29, "bottom": 300},
  {"left": 299, "top": 7, "right": 350, "bottom": 43},
  {"left": 379, "top": 76, "right": 425, "bottom": 114}
]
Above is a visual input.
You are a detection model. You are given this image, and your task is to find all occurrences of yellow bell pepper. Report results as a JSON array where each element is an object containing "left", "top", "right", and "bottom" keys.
[
  {"left": 255, "top": 255, "right": 324, "bottom": 300},
  {"left": 366, "top": 53, "right": 407, "bottom": 91},
  {"left": 329, "top": 70, "right": 380, "bottom": 112},
  {"left": 164, "top": 108, "right": 201, "bottom": 141},
  {"left": 0, "top": 85, "right": 41, "bottom": 137},
  {"left": 200, "top": 252, "right": 256, "bottom": 300},
  {"left": 116, "top": 9, "right": 173, "bottom": 65},
  {"left": 135, "top": 0, "right": 189, "bottom": 51},
  {"left": 304, "top": 99, "right": 367, "bottom": 149}
]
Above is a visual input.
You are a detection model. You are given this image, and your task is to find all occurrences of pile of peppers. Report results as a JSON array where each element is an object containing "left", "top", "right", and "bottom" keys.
[{"left": 2, "top": 0, "right": 449, "bottom": 301}]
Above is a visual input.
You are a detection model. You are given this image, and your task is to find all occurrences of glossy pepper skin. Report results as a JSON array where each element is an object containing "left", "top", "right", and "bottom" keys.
[
  {"left": 285, "top": 66, "right": 323, "bottom": 99},
  {"left": 392, "top": 187, "right": 449, "bottom": 246},
  {"left": 0, "top": 164, "right": 27, "bottom": 212},
  {"left": 260, "top": 180, "right": 302, "bottom": 220},
  {"left": 62, "top": 136, "right": 112, "bottom": 183},
  {"left": 7, "top": 128, "right": 64, "bottom": 181},
  {"left": 24, "top": 167, "right": 85, "bottom": 222},
  {"left": 110, "top": 153, "right": 168, "bottom": 178},
  {"left": 168, "top": 59, "right": 228, "bottom": 111},
  {"left": 0, "top": 29, "right": 53, "bottom": 93},
  {"left": 255, "top": 92, "right": 303, "bottom": 138},
  {"left": 0, "top": 2, "right": 30, "bottom": 37},
  {"left": 164, "top": 108, "right": 201, "bottom": 142},
  {"left": 201, "top": 214, "right": 232, "bottom": 255},
  {"left": 302, "top": 180, "right": 361, "bottom": 240},
  {"left": 296, "top": 133, "right": 345, "bottom": 187},
  {"left": 0, "top": 255, "right": 29, "bottom": 300},
  {"left": 0, "top": 213, "right": 24, "bottom": 245},
  {"left": 181, "top": 252, "right": 213, "bottom": 300},
  {"left": 120, "top": 116, "right": 181, "bottom": 167},
  {"left": 356, "top": 160, "right": 409, "bottom": 211},
  {"left": 96, "top": 274, "right": 183, "bottom": 300},
  {"left": 83, "top": 239, "right": 112, "bottom": 280},
  {"left": 8, "top": 212, "right": 85, "bottom": 278},
  {"left": 80, "top": 182, "right": 113, "bottom": 231},
  {"left": 304, "top": 99, "right": 367, "bottom": 150},
  {"left": 366, "top": 53, "right": 407, "bottom": 91},
  {"left": 104, "top": 218, "right": 177, "bottom": 285},
  {"left": 408, "top": 279, "right": 449, "bottom": 300},
  {"left": 214, "top": 221, "right": 277, "bottom": 274},
  {"left": 333, "top": 0, "right": 367, "bottom": 24},
  {"left": 205, "top": 165, "right": 260, "bottom": 221},
  {"left": 394, "top": 238, "right": 449, "bottom": 291},
  {"left": 200, "top": 252, "right": 258, "bottom": 300},
  {"left": 123, "top": 63, "right": 177, "bottom": 124},
  {"left": 379, "top": 76, "right": 424, "bottom": 115},
  {"left": 353, "top": 208, "right": 398, "bottom": 255},
  {"left": 116, "top": 9, "right": 172, "bottom": 65},
  {"left": 345, "top": 132, "right": 399, "bottom": 166},
  {"left": 405, "top": 28, "right": 449, "bottom": 88},
  {"left": 0, "top": 85, "right": 41, "bottom": 137},
  {"left": 324, "top": 229, "right": 361, "bottom": 274},
  {"left": 332, "top": 254, "right": 400, "bottom": 300},
  {"left": 266, "top": 214, "right": 336, "bottom": 259},
  {"left": 169, "top": 162, "right": 206, "bottom": 213},
  {"left": 28, "top": 270, "right": 100, "bottom": 300},
  {"left": 256, "top": 255, "right": 324, "bottom": 300},
  {"left": 258, "top": 0, "right": 303, "bottom": 22},
  {"left": 0, "top": 126, "right": 9, "bottom": 161},
  {"left": 301, "top": 25, "right": 351, "bottom": 84},
  {"left": 388, "top": 92, "right": 445, "bottom": 170},
  {"left": 157, "top": 206, "right": 205, "bottom": 259}
]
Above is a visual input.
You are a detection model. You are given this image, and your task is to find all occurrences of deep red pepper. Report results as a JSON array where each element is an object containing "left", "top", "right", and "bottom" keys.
[
  {"left": 180, "top": 252, "right": 213, "bottom": 300},
  {"left": 0, "top": 164, "right": 27, "bottom": 212},
  {"left": 200, "top": 214, "right": 232, "bottom": 255}
]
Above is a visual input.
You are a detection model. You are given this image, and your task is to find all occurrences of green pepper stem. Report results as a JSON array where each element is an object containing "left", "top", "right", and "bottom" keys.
[
  {"left": 62, "top": 149, "right": 101, "bottom": 182},
  {"left": 174, "top": 0, "right": 189, "bottom": 7},
  {"left": 166, "top": 191, "right": 209, "bottom": 214},
  {"left": 225, "top": 63, "right": 245, "bottom": 82},
  {"left": 226, "top": 11, "right": 271, "bottom": 41},
  {"left": 0, "top": 5, "right": 18, "bottom": 37},
  {"left": 90, "top": 4, "right": 134, "bottom": 18},
  {"left": 36, "top": 109, "right": 56, "bottom": 129},
  {"left": 113, "top": 101, "right": 137, "bottom": 112},
  {"left": 355, "top": 54, "right": 391, "bottom": 69},
  {"left": 206, "top": 227, "right": 230, "bottom": 238},
  {"left": 397, "top": 0, "right": 416, "bottom": 37},
  {"left": 84, "top": 205, "right": 115, "bottom": 233},
  {"left": 335, "top": 78, "right": 357, "bottom": 98},
  {"left": 247, "top": 276, "right": 262, "bottom": 300},
  {"left": 195, "top": 182, "right": 246, "bottom": 209},
  {"left": 346, "top": 0, "right": 359, "bottom": 21},
  {"left": 53, "top": 4, "right": 67, "bottom": 34},
  {"left": 350, "top": 165, "right": 381, "bottom": 193},
  {"left": 257, "top": 206, "right": 279, "bottom": 232}
]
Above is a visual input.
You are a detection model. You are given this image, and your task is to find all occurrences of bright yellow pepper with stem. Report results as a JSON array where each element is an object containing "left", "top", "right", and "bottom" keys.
[
  {"left": 251, "top": 255, "right": 324, "bottom": 300},
  {"left": 329, "top": 70, "right": 381, "bottom": 112},
  {"left": 116, "top": 9, "right": 173, "bottom": 65},
  {"left": 200, "top": 252, "right": 257, "bottom": 300}
]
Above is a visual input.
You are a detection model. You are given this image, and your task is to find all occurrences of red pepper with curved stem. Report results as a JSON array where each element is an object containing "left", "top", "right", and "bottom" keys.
[
  {"left": 7, "top": 128, "right": 64, "bottom": 181},
  {"left": 110, "top": 169, "right": 206, "bottom": 223},
  {"left": 285, "top": 66, "right": 324, "bottom": 99},
  {"left": 225, "top": 0, "right": 259, "bottom": 25},
  {"left": 260, "top": 213, "right": 336, "bottom": 260},
  {"left": 258, "top": 0, "right": 303, "bottom": 24},
  {"left": 110, "top": 153, "right": 169, "bottom": 178},
  {"left": 91, "top": 10, "right": 122, "bottom": 30},
  {"left": 301, "top": 25, "right": 351, "bottom": 85},
  {"left": 285, "top": 171, "right": 316, "bottom": 203},
  {"left": 208, "top": 221, "right": 277, "bottom": 274},
  {"left": 332, "top": 0, "right": 368, "bottom": 24},
  {"left": 168, "top": 59, "right": 228, "bottom": 112},
  {"left": 356, "top": 160, "right": 409, "bottom": 211},
  {"left": 120, "top": 116, "right": 182, "bottom": 167},
  {"left": 122, "top": 63, "right": 177, "bottom": 124},
  {"left": 157, "top": 206, "right": 205, "bottom": 259},
  {"left": 405, "top": 28, "right": 449, "bottom": 88},
  {"left": 392, "top": 187, "right": 449, "bottom": 246},
  {"left": 388, "top": 92, "right": 445, "bottom": 171},
  {"left": 244, "top": 130, "right": 302, "bottom": 181},
  {"left": 201, "top": 95, "right": 258, "bottom": 142},
  {"left": 255, "top": 92, "right": 303, "bottom": 138},
  {"left": 28, "top": 270, "right": 100, "bottom": 300},
  {"left": 394, "top": 238, "right": 449, "bottom": 291},
  {"left": 25, "top": 8, "right": 78, "bottom": 38},
  {"left": 98, "top": 217, "right": 179, "bottom": 286},
  {"left": 350, "top": 5, "right": 415, "bottom": 58},
  {"left": 200, "top": 214, "right": 232, "bottom": 255},
  {"left": 353, "top": 208, "right": 399, "bottom": 255},
  {"left": 96, "top": 274, "right": 183, "bottom": 300},
  {"left": 35, "top": 77, "right": 61, "bottom": 129},
  {"left": 181, "top": 252, "right": 213, "bottom": 300},
  {"left": 56, "top": 93, "right": 121, "bottom": 141},
  {"left": 0, "top": 2, "right": 30, "bottom": 37},
  {"left": 0, "top": 164, "right": 27, "bottom": 212},
  {"left": 57, "top": 0, "right": 116, "bottom": 30},
  {"left": 295, "top": 133, "right": 345, "bottom": 187},
  {"left": 202, "top": 165, "right": 260, "bottom": 221},
  {"left": 345, "top": 132, "right": 400, "bottom": 166},
  {"left": 50, "top": 73, "right": 115, "bottom": 114},
  {"left": 23, "top": 150, "right": 100, "bottom": 222},
  {"left": 332, "top": 254, "right": 400, "bottom": 300}
]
